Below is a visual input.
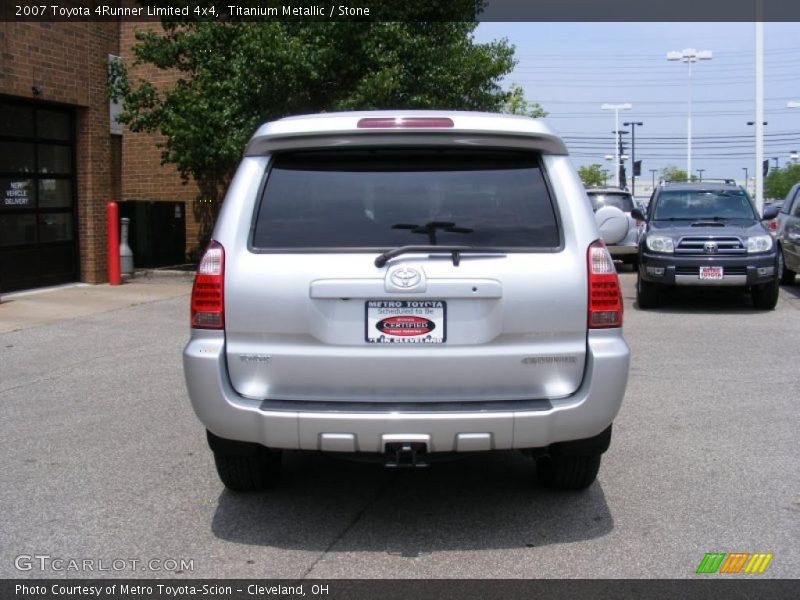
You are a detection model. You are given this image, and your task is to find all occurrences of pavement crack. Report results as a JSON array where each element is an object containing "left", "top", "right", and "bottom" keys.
[{"left": 298, "top": 473, "right": 396, "bottom": 579}]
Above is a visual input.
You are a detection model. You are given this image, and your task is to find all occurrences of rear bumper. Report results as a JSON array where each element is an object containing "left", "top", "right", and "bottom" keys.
[
  {"left": 607, "top": 245, "right": 638, "bottom": 256},
  {"left": 183, "top": 330, "right": 629, "bottom": 453}
]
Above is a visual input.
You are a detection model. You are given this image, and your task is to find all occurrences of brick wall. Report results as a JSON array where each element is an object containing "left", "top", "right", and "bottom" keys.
[
  {"left": 120, "top": 22, "right": 203, "bottom": 257},
  {"left": 0, "top": 21, "right": 121, "bottom": 283}
]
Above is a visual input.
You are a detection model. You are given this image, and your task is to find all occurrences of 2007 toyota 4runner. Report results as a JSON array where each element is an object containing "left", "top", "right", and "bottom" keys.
[
  {"left": 634, "top": 181, "right": 780, "bottom": 309},
  {"left": 183, "top": 111, "right": 630, "bottom": 492}
]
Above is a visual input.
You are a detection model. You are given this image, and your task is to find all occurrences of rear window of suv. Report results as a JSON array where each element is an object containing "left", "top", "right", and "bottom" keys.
[
  {"left": 587, "top": 192, "right": 634, "bottom": 213},
  {"left": 251, "top": 149, "right": 560, "bottom": 249}
]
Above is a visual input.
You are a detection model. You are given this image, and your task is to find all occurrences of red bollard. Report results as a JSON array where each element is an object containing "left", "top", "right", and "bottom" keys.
[{"left": 107, "top": 202, "right": 121, "bottom": 286}]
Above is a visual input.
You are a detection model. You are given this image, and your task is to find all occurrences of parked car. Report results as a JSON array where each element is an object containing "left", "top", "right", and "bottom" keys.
[
  {"left": 633, "top": 181, "right": 780, "bottom": 309},
  {"left": 183, "top": 111, "right": 630, "bottom": 492},
  {"left": 774, "top": 182, "right": 800, "bottom": 285},
  {"left": 586, "top": 187, "right": 643, "bottom": 268},
  {"left": 762, "top": 199, "right": 783, "bottom": 236}
]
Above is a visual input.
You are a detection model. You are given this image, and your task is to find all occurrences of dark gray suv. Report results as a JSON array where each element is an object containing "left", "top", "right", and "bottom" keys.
[{"left": 633, "top": 181, "right": 780, "bottom": 309}]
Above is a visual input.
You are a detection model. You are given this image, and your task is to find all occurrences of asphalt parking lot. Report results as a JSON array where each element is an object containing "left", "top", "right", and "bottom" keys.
[{"left": 1, "top": 273, "right": 799, "bottom": 579}]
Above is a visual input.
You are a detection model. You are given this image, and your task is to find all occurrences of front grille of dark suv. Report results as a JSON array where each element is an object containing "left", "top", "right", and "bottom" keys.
[{"left": 675, "top": 236, "right": 745, "bottom": 255}]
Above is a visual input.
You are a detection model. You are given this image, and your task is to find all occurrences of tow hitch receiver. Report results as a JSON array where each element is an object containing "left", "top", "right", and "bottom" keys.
[{"left": 384, "top": 442, "right": 428, "bottom": 468}]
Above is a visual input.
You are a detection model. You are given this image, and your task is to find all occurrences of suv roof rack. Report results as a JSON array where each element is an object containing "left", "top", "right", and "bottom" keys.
[{"left": 659, "top": 178, "right": 737, "bottom": 186}]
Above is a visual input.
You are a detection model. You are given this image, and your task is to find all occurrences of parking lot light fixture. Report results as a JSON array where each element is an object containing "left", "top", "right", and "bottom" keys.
[
  {"left": 788, "top": 101, "right": 800, "bottom": 108},
  {"left": 667, "top": 48, "right": 712, "bottom": 180}
]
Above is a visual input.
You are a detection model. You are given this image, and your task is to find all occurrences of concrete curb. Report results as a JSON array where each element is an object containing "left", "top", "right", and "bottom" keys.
[{"left": 133, "top": 268, "right": 196, "bottom": 282}]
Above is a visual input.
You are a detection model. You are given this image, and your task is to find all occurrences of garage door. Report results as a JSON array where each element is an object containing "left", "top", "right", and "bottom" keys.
[{"left": 0, "top": 101, "right": 78, "bottom": 293}]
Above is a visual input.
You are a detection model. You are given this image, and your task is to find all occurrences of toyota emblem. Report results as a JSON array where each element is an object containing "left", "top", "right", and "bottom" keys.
[
  {"left": 703, "top": 241, "right": 718, "bottom": 254},
  {"left": 390, "top": 267, "right": 422, "bottom": 288}
]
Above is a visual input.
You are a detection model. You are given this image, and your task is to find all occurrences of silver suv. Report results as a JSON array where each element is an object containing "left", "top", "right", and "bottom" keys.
[
  {"left": 586, "top": 187, "right": 643, "bottom": 268},
  {"left": 183, "top": 111, "right": 630, "bottom": 492}
]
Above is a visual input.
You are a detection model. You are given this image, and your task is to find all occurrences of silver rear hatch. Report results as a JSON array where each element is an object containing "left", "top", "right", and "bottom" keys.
[{"left": 224, "top": 145, "right": 587, "bottom": 403}]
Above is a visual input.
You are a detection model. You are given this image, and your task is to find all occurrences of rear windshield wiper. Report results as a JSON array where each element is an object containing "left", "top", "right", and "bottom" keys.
[{"left": 375, "top": 245, "right": 507, "bottom": 268}]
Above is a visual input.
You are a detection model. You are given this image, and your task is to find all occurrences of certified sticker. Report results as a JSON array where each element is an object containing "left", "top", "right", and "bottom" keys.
[
  {"left": 365, "top": 300, "right": 446, "bottom": 344},
  {"left": 376, "top": 316, "right": 436, "bottom": 336}
]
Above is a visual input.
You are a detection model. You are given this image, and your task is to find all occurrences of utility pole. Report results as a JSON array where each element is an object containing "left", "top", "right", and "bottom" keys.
[
  {"left": 742, "top": 167, "right": 748, "bottom": 192},
  {"left": 614, "top": 130, "right": 629, "bottom": 189},
  {"left": 696, "top": 169, "right": 705, "bottom": 182},
  {"left": 601, "top": 103, "right": 632, "bottom": 188},
  {"left": 602, "top": 168, "right": 609, "bottom": 186},
  {"left": 624, "top": 121, "right": 643, "bottom": 197},
  {"left": 755, "top": 10, "right": 765, "bottom": 215},
  {"left": 650, "top": 169, "right": 658, "bottom": 191}
]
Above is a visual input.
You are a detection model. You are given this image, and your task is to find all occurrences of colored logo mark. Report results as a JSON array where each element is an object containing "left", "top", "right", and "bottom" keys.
[{"left": 696, "top": 552, "right": 773, "bottom": 574}]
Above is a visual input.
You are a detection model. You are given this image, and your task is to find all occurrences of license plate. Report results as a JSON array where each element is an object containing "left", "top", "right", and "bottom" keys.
[
  {"left": 699, "top": 266, "right": 724, "bottom": 280},
  {"left": 365, "top": 300, "right": 446, "bottom": 344}
]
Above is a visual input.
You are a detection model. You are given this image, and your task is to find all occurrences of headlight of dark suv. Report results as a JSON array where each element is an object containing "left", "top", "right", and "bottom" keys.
[
  {"left": 746, "top": 235, "right": 772, "bottom": 253},
  {"left": 645, "top": 235, "right": 674, "bottom": 253}
]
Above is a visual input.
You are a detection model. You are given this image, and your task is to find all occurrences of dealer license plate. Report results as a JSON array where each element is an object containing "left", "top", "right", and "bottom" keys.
[
  {"left": 699, "top": 266, "right": 724, "bottom": 280},
  {"left": 365, "top": 300, "right": 446, "bottom": 344}
]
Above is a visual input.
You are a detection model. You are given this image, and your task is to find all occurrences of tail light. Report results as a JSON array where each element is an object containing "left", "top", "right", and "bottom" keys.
[
  {"left": 588, "top": 240, "right": 623, "bottom": 328},
  {"left": 768, "top": 220, "right": 777, "bottom": 232},
  {"left": 191, "top": 241, "right": 225, "bottom": 329}
]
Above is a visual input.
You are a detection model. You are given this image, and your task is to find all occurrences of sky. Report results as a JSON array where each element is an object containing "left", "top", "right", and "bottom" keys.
[{"left": 473, "top": 22, "right": 800, "bottom": 195}]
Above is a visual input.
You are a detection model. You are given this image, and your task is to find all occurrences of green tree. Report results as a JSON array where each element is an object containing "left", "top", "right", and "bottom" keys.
[
  {"left": 765, "top": 163, "right": 800, "bottom": 200},
  {"left": 661, "top": 165, "right": 697, "bottom": 183},
  {"left": 109, "top": 18, "right": 541, "bottom": 208},
  {"left": 578, "top": 164, "right": 606, "bottom": 187},
  {"left": 502, "top": 84, "right": 547, "bottom": 118}
]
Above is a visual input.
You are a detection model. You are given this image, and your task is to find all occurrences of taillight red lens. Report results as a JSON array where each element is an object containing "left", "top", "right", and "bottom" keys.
[
  {"left": 356, "top": 117, "right": 454, "bottom": 129},
  {"left": 768, "top": 220, "right": 777, "bottom": 232},
  {"left": 588, "top": 240, "right": 623, "bottom": 328},
  {"left": 190, "top": 241, "right": 224, "bottom": 329}
]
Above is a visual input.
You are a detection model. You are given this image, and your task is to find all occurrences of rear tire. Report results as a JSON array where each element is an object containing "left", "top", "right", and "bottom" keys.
[
  {"left": 751, "top": 279, "right": 779, "bottom": 310},
  {"left": 207, "top": 431, "right": 281, "bottom": 492},
  {"left": 536, "top": 454, "right": 602, "bottom": 490},
  {"left": 779, "top": 248, "right": 796, "bottom": 285},
  {"left": 636, "top": 275, "right": 660, "bottom": 308}
]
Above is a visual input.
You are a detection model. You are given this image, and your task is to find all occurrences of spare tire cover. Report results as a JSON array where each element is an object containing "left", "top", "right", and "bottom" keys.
[{"left": 594, "top": 205, "right": 629, "bottom": 245}]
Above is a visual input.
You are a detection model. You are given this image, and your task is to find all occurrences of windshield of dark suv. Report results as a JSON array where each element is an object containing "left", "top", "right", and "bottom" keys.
[
  {"left": 587, "top": 192, "right": 634, "bottom": 213},
  {"left": 252, "top": 149, "right": 560, "bottom": 249},
  {"left": 652, "top": 189, "right": 756, "bottom": 221}
]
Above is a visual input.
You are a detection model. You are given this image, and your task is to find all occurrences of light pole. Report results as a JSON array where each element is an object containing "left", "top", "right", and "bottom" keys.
[
  {"left": 742, "top": 167, "right": 748, "bottom": 192},
  {"left": 696, "top": 169, "right": 705, "bottom": 182},
  {"left": 624, "top": 121, "right": 643, "bottom": 196},
  {"left": 650, "top": 168, "right": 658, "bottom": 190},
  {"left": 667, "top": 48, "right": 712, "bottom": 181},
  {"left": 601, "top": 103, "right": 632, "bottom": 188},
  {"left": 601, "top": 168, "right": 609, "bottom": 186}
]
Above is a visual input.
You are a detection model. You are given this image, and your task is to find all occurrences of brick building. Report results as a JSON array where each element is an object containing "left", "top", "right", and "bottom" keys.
[{"left": 0, "top": 21, "right": 200, "bottom": 292}]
